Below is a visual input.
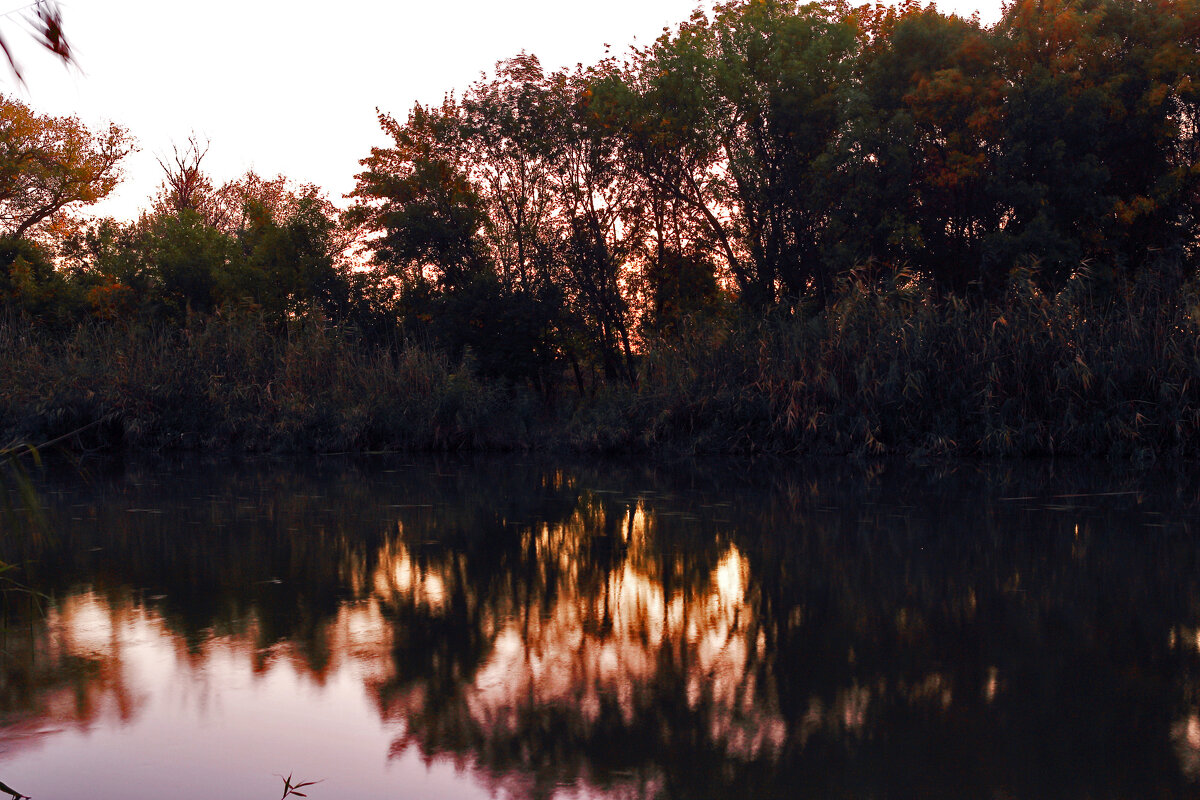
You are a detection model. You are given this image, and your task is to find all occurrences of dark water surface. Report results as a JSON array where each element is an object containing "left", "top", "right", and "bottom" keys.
[{"left": 3, "top": 455, "right": 1200, "bottom": 799}]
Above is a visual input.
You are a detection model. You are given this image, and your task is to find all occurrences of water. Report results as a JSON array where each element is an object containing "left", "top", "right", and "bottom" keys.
[{"left": 2, "top": 455, "right": 1200, "bottom": 799}]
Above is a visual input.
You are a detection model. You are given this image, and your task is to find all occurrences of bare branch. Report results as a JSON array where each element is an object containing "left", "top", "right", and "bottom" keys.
[{"left": 155, "top": 135, "right": 211, "bottom": 215}]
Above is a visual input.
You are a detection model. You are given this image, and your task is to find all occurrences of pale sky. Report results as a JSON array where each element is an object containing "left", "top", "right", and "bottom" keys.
[{"left": 2, "top": 0, "right": 1005, "bottom": 222}]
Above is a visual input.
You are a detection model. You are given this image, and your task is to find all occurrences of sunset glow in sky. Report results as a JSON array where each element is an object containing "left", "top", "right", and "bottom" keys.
[{"left": 2, "top": 0, "right": 1006, "bottom": 221}]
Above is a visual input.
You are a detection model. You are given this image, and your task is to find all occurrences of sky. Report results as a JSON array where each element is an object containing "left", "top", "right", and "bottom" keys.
[{"left": 2, "top": 0, "right": 1005, "bottom": 223}]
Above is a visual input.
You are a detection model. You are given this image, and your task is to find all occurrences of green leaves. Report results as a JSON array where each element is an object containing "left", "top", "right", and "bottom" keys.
[{"left": 347, "top": 101, "right": 489, "bottom": 291}]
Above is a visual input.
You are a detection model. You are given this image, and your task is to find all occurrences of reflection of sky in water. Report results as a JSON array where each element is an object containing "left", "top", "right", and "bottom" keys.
[
  {"left": 0, "top": 511, "right": 776, "bottom": 799},
  {"left": 3, "top": 458, "right": 1200, "bottom": 799},
  {"left": 0, "top": 593, "right": 489, "bottom": 800}
]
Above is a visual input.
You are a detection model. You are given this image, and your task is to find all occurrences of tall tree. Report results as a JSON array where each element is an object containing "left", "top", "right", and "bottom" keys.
[
  {"left": 346, "top": 100, "right": 489, "bottom": 292},
  {"left": 708, "top": 0, "right": 858, "bottom": 303},
  {"left": 461, "top": 53, "right": 558, "bottom": 291},
  {"left": 546, "top": 62, "right": 647, "bottom": 383},
  {"left": 895, "top": 7, "right": 1002, "bottom": 293},
  {"left": 620, "top": 0, "right": 858, "bottom": 306},
  {"left": 616, "top": 12, "right": 743, "bottom": 299},
  {"left": 987, "top": 0, "right": 1199, "bottom": 289},
  {"left": 229, "top": 193, "right": 348, "bottom": 325},
  {"left": 153, "top": 136, "right": 217, "bottom": 220},
  {"left": 0, "top": 95, "right": 132, "bottom": 239}
]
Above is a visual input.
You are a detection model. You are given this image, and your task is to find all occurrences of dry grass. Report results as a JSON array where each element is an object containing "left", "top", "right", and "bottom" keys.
[
  {"left": 6, "top": 269, "right": 1200, "bottom": 461},
  {"left": 0, "top": 310, "right": 537, "bottom": 453},
  {"left": 630, "top": 269, "right": 1200, "bottom": 460}
]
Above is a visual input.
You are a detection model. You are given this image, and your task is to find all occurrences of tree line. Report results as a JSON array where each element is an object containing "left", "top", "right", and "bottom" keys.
[{"left": 3, "top": 0, "right": 1199, "bottom": 405}]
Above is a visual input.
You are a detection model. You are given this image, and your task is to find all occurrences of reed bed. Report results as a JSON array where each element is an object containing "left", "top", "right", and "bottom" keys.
[
  {"left": 5, "top": 270, "right": 1200, "bottom": 460},
  {"left": 0, "top": 311, "right": 536, "bottom": 452},
  {"left": 632, "top": 270, "right": 1200, "bottom": 460}
]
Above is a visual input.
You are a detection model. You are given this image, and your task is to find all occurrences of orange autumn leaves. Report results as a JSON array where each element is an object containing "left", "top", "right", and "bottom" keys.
[{"left": 0, "top": 95, "right": 131, "bottom": 240}]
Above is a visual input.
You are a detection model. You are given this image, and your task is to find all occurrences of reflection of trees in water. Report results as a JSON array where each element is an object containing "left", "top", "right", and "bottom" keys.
[
  {"left": 741, "top": 469, "right": 1200, "bottom": 799},
  {"left": 371, "top": 497, "right": 783, "bottom": 799},
  {"left": 363, "top": 462, "right": 1200, "bottom": 798},
  {"left": 8, "top": 457, "right": 1200, "bottom": 797},
  {"left": 0, "top": 590, "right": 145, "bottom": 758}
]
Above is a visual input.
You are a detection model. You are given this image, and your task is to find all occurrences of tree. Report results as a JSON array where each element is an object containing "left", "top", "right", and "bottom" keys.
[
  {"left": 230, "top": 194, "right": 349, "bottom": 325},
  {"left": 0, "top": 234, "right": 69, "bottom": 319},
  {"left": 462, "top": 55, "right": 644, "bottom": 383},
  {"left": 614, "top": 13, "right": 744, "bottom": 300},
  {"left": 461, "top": 53, "right": 558, "bottom": 291},
  {"left": 0, "top": 94, "right": 132, "bottom": 239},
  {"left": 543, "top": 61, "right": 646, "bottom": 383},
  {"left": 210, "top": 170, "right": 339, "bottom": 240},
  {"left": 144, "top": 209, "right": 233, "bottom": 318},
  {"left": 348, "top": 92, "right": 574, "bottom": 391},
  {"left": 983, "top": 0, "right": 1199, "bottom": 291},
  {"left": 587, "top": 55, "right": 724, "bottom": 329},
  {"left": 153, "top": 135, "right": 217, "bottom": 220},
  {"left": 617, "top": 0, "right": 859, "bottom": 307},
  {"left": 346, "top": 100, "right": 490, "bottom": 292},
  {"left": 887, "top": 7, "right": 1002, "bottom": 293},
  {"left": 57, "top": 216, "right": 148, "bottom": 320}
]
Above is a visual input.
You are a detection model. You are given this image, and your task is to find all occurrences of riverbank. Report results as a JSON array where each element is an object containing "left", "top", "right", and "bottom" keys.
[{"left": 4, "top": 271, "right": 1200, "bottom": 460}]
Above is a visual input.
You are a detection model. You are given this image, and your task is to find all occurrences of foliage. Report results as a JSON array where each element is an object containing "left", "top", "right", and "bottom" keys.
[
  {"left": 2, "top": 0, "right": 1200, "bottom": 459},
  {"left": 347, "top": 101, "right": 489, "bottom": 289},
  {"left": 339, "top": 0, "right": 1200, "bottom": 394},
  {"left": 5, "top": 272, "right": 1200, "bottom": 460},
  {"left": 0, "top": 235, "right": 71, "bottom": 320},
  {"left": 627, "top": 267, "right": 1200, "bottom": 459},
  {"left": 57, "top": 171, "right": 350, "bottom": 326},
  {"left": 0, "top": 94, "right": 132, "bottom": 239}
]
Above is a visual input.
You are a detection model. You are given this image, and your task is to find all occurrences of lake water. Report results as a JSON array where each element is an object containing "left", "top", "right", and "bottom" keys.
[{"left": 2, "top": 455, "right": 1200, "bottom": 799}]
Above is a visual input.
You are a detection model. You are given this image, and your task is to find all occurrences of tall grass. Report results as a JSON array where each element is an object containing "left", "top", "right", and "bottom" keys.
[
  {"left": 632, "top": 268, "right": 1200, "bottom": 459},
  {"left": 0, "top": 311, "right": 537, "bottom": 453},
  {"left": 6, "top": 270, "right": 1200, "bottom": 460}
]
